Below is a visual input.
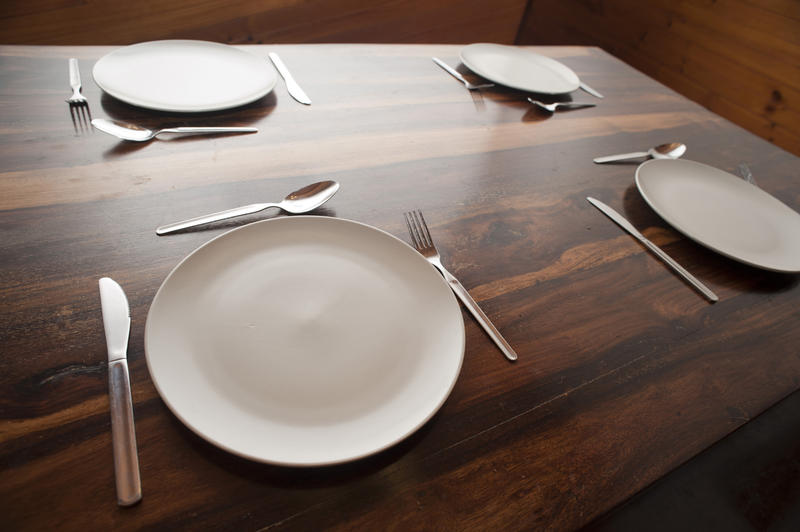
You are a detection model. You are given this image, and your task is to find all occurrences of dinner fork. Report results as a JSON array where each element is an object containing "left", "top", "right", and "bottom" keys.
[
  {"left": 432, "top": 57, "right": 495, "bottom": 91},
  {"left": 528, "top": 97, "right": 596, "bottom": 113},
  {"left": 66, "top": 58, "right": 91, "bottom": 132},
  {"left": 404, "top": 210, "right": 517, "bottom": 362}
]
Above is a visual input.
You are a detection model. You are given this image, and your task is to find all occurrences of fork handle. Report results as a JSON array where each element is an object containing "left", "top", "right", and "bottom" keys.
[
  {"left": 440, "top": 268, "right": 518, "bottom": 362},
  {"left": 432, "top": 57, "right": 468, "bottom": 84},
  {"left": 68, "top": 58, "right": 81, "bottom": 90}
]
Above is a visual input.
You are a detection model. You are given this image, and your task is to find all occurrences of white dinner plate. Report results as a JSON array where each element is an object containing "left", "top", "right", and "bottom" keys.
[
  {"left": 145, "top": 216, "right": 465, "bottom": 466},
  {"left": 459, "top": 43, "right": 580, "bottom": 94},
  {"left": 636, "top": 159, "right": 800, "bottom": 272},
  {"left": 93, "top": 40, "right": 277, "bottom": 112}
]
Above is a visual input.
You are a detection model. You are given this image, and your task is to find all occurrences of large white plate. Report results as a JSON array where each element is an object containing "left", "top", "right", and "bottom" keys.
[
  {"left": 460, "top": 43, "right": 580, "bottom": 94},
  {"left": 145, "top": 216, "right": 465, "bottom": 466},
  {"left": 93, "top": 40, "right": 277, "bottom": 112},
  {"left": 636, "top": 159, "right": 800, "bottom": 272}
]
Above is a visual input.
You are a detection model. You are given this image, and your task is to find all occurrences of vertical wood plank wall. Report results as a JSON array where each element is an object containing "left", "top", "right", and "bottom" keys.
[
  {"left": 1, "top": 0, "right": 798, "bottom": 155},
  {"left": 516, "top": 0, "right": 800, "bottom": 156}
]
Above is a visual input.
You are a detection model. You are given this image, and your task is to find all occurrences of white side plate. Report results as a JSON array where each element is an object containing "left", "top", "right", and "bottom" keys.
[
  {"left": 93, "top": 40, "right": 277, "bottom": 112},
  {"left": 145, "top": 216, "right": 465, "bottom": 466},
  {"left": 636, "top": 159, "right": 800, "bottom": 272},
  {"left": 460, "top": 43, "right": 580, "bottom": 94}
]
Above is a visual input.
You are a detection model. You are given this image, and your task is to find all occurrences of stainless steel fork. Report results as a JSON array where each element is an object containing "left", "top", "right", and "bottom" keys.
[
  {"left": 404, "top": 210, "right": 518, "bottom": 362},
  {"left": 66, "top": 58, "right": 91, "bottom": 133}
]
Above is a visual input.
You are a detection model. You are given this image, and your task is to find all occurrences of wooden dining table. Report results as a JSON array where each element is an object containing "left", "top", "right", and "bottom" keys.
[{"left": 1, "top": 43, "right": 799, "bottom": 531}]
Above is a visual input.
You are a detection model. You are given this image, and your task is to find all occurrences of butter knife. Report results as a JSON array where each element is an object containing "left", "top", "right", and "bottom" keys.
[
  {"left": 99, "top": 277, "right": 142, "bottom": 506},
  {"left": 586, "top": 197, "right": 718, "bottom": 302},
  {"left": 268, "top": 52, "right": 311, "bottom": 105}
]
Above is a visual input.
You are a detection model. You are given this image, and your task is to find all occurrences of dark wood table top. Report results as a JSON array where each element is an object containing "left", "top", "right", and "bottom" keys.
[{"left": 1, "top": 44, "right": 799, "bottom": 531}]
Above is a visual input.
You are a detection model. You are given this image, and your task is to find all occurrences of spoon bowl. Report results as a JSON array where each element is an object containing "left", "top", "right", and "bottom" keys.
[
  {"left": 156, "top": 180, "right": 340, "bottom": 235},
  {"left": 593, "top": 142, "right": 686, "bottom": 164},
  {"left": 91, "top": 118, "right": 257, "bottom": 142}
]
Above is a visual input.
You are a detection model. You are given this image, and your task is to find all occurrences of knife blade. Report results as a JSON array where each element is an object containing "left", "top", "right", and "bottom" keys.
[
  {"left": 99, "top": 277, "right": 142, "bottom": 506},
  {"left": 579, "top": 82, "right": 604, "bottom": 99},
  {"left": 268, "top": 52, "right": 311, "bottom": 105},
  {"left": 586, "top": 197, "right": 718, "bottom": 302}
]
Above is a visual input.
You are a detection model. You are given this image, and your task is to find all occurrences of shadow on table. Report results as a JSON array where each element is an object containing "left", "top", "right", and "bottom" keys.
[
  {"left": 97, "top": 92, "right": 277, "bottom": 158},
  {"left": 620, "top": 185, "right": 799, "bottom": 294},
  {"left": 165, "top": 401, "right": 440, "bottom": 489}
]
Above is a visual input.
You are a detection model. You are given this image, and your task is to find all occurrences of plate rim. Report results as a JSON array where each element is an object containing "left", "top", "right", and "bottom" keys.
[
  {"left": 92, "top": 39, "right": 278, "bottom": 112},
  {"left": 459, "top": 42, "right": 580, "bottom": 94},
  {"left": 144, "top": 215, "right": 466, "bottom": 466},
  {"left": 635, "top": 158, "right": 800, "bottom": 273}
]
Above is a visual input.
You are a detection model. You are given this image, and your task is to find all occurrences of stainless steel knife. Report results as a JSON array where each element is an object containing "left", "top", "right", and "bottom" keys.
[
  {"left": 586, "top": 197, "right": 718, "bottom": 302},
  {"left": 268, "top": 52, "right": 311, "bottom": 105},
  {"left": 579, "top": 82, "right": 604, "bottom": 98},
  {"left": 99, "top": 277, "right": 142, "bottom": 506}
]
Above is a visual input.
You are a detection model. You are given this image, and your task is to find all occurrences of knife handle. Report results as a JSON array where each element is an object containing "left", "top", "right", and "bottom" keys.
[{"left": 109, "top": 359, "right": 142, "bottom": 506}]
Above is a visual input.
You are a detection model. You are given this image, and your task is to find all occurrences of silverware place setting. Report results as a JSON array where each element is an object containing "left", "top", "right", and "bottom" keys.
[
  {"left": 91, "top": 118, "right": 258, "bottom": 142},
  {"left": 432, "top": 57, "right": 495, "bottom": 91},
  {"left": 269, "top": 52, "right": 312, "bottom": 105},
  {"left": 66, "top": 58, "right": 92, "bottom": 133},
  {"left": 405, "top": 210, "right": 518, "bottom": 362},
  {"left": 527, "top": 97, "right": 596, "bottom": 113},
  {"left": 586, "top": 197, "right": 719, "bottom": 302},
  {"left": 156, "top": 180, "right": 340, "bottom": 235},
  {"left": 593, "top": 142, "right": 687, "bottom": 164},
  {"left": 99, "top": 277, "right": 142, "bottom": 506}
]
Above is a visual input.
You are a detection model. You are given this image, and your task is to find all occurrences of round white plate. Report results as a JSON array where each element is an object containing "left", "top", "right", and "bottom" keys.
[
  {"left": 145, "top": 216, "right": 465, "bottom": 466},
  {"left": 459, "top": 43, "right": 580, "bottom": 94},
  {"left": 636, "top": 159, "right": 800, "bottom": 272},
  {"left": 93, "top": 40, "right": 277, "bottom": 112}
]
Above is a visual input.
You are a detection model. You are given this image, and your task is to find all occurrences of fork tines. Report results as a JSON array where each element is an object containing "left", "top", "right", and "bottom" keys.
[
  {"left": 66, "top": 58, "right": 92, "bottom": 134},
  {"left": 404, "top": 210, "right": 433, "bottom": 250}
]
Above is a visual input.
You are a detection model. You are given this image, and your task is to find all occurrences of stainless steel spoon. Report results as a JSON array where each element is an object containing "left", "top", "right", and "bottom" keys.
[
  {"left": 91, "top": 118, "right": 257, "bottom": 142},
  {"left": 156, "top": 180, "right": 340, "bottom": 235},
  {"left": 593, "top": 142, "right": 686, "bottom": 164}
]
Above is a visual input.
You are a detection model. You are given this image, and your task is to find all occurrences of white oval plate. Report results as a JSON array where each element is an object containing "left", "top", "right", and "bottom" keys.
[
  {"left": 460, "top": 43, "right": 580, "bottom": 94},
  {"left": 93, "top": 40, "right": 277, "bottom": 112},
  {"left": 145, "top": 216, "right": 465, "bottom": 466},
  {"left": 636, "top": 159, "right": 800, "bottom": 272}
]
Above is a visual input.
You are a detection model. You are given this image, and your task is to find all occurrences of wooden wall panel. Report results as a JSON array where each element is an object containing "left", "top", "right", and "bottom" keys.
[
  {"left": 517, "top": 0, "right": 800, "bottom": 156},
  {"left": 0, "top": 0, "right": 528, "bottom": 45}
]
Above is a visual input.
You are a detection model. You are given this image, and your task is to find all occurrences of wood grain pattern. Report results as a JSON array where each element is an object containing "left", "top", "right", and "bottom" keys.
[
  {"left": 517, "top": 0, "right": 800, "bottom": 157},
  {"left": 1, "top": 44, "right": 800, "bottom": 531},
  {"left": 0, "top": 0, "right": 528, "bottom": 45}
]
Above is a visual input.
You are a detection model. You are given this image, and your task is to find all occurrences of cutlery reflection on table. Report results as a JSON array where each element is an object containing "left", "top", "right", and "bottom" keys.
[
  {"left": 156, "top": 180, "right": 339, "bottom": 235},
  {"left": 91, "top": 118, "right": 257, "bottom": 142},
  {"left": 527, "top": 97, "right": 596, "bottom": 113},
  {"left": 98, "top": 277, "right": 142, "bottom": 506},
  {"left": 268, "top": 52, "right": 311, "bottom": 105},
  {"left": 404, "top": 210, "right": 518, "bottom": 362},
  {"left": 432, "top": 57, "right": 495, "bottom": 91},
  {"left": 586, "top": 197, "right": 718, "bottom": 302},
  {"left": 66, "top": 58, "right": 92, "bottom": 133}
]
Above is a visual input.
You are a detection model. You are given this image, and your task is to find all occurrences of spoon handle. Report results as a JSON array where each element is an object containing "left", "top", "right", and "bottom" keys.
[
  {"left": 156, "top": 203, "right": 276, "bottom": 235},
  {"left": 593, "top": 151, "right": 649, "bottom": 163},
  {"left": 160, "top": 127, "right": 258, "bottom": 136}
]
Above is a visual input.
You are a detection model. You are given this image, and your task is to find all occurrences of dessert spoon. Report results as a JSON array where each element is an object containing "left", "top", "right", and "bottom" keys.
[{"left": 593, "top": 142, "right": 686, "bottom": 164}]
